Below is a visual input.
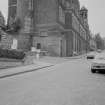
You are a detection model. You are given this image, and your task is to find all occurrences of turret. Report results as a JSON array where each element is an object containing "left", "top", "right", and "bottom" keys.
[{"left": 80, "top": 6, "right": 88, "bottom": 22}]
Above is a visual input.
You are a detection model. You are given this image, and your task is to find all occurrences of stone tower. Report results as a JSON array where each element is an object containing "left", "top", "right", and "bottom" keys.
[
  {"left": 8, "top": 0, "right": 17, "bottom": 25},
  {"left": 10, "top": 0, "right": 61, "bottom": 52},
  {"left": 80, "top": 6, "right": 88, "bottom": 22}
]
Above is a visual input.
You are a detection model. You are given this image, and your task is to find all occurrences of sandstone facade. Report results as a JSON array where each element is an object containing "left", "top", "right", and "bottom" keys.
[{"left": 7, "top": 0, "right": 91, "bottom": 56}]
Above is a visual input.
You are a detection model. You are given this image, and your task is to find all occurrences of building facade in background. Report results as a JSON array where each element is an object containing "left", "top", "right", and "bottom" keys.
[
  {"left": 7, "top": 0, "right": 91, "bottom": 56},
  {"left": 90, "top": 38, "right": 97, "bottom": 51}
]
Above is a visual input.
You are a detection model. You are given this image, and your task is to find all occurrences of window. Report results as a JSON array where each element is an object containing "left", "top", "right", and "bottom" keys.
[
  {"left": 59, "top": 6, "right": 65, "bottom": 24},
  {"left": 61, "top": 0, "right": 65, "bottom": 5},
  {"left": 9, "top": 0, "right": 17, "bottom": 6},
  {"left": 65, "top": 1, "right": 70, "bottom": 8},
  {"left": 72, "top": 14, "right": 79, "bottom": 32},
  {"left": 71, "top": 0, "right": 74, "bottom": 4},
  {"left": 37, "top": 43, "right": 41, "bottom": 49},
  {"left": 0, "top": 35, "right": 1, "bottom": 41},
  {"left": 28, "top": 0, "right": 33, "bottom": 10}
]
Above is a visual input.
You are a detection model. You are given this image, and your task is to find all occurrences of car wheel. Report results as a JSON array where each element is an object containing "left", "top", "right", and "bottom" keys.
[{"left": 91, "top": 69, "right": 96, "bottom": 73}]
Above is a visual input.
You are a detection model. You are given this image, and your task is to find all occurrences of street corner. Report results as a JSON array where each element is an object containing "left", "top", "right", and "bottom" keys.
[{"left": 0, "top": 62, "right": 54, "bottom": 79}]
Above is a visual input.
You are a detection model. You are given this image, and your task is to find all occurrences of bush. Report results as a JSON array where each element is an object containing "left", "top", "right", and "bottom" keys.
[{"left": 0, "top": 49, "right": 25, "bottom": 59}]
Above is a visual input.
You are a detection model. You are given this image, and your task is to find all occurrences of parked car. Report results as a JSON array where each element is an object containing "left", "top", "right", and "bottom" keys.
[
  {"left": 97, "top": 49, "right": 102, "bottom": 53},
  {"left": 91, "top": 53, "right": 105, "bottom": 73},
  {"left": 86, "top": 52, "right": 96, "bottom": 59},
  {"left": 73, "top": 51, "right": 78, "bottom": 56}
]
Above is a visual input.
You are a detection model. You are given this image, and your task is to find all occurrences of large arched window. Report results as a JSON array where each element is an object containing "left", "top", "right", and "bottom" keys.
[{"left": 59, "top": 5, "right": 65, "bottom": 24}]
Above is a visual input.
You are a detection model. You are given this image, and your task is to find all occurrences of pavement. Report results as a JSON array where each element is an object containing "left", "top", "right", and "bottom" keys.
[
  {"left": 0, "top": 61, "right": 53, "bottom": 79},
  {"left": 0, "top": 58, "right": 23, "bottom": 69},
  {"left": 0, "top": 61, "right": 22, "bottom": 69},
  {"left": 0, "top": 53, "right": 87, "bottom": 79}
]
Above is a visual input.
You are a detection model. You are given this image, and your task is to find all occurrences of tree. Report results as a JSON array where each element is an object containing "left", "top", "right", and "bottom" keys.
[
  {"left": 12, "top": 17, "right": 21, "bottom": 32},
  {"left": 6, "top": 17, "right": 21, "bottom": 33},
  {"left": 94, "top": 33, "right": 105, "bottom": 50}
]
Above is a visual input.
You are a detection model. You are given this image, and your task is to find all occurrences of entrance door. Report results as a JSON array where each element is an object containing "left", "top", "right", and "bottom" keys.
[{"left": 37, "top": 43, "right": 41, "bottom": 49}]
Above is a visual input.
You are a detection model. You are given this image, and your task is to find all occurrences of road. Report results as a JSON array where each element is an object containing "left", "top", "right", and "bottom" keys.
[{"left": 0, "top": 58, "right": 105, "bottom": 105}]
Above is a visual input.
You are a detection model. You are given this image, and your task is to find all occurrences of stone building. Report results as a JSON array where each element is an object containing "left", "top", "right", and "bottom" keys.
[
  {"left": 0, "top": 11, "right": 10, "bottom": 49},
  {"left": 8, "top": 0, "right": 17, "bottom": 25},
  {"left": 7, "top": 0, "right": 91, "bottom": 56}
]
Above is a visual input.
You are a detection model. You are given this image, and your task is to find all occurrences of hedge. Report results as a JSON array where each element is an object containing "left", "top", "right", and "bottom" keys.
[{"left": 0, "top": 49, "right": 26, "bottom": 59}]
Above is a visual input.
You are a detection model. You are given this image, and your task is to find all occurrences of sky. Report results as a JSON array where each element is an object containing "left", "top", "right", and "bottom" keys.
[
  {"left": 0, "top": 0, "right": 105, "bottom": 37},
  {"left": 80, "top": 0, "right": 105, "bottom": 37}
]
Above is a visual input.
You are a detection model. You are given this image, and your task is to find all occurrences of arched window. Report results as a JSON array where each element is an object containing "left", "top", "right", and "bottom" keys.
[{"left": 59, "top": 5, "right": 65, "bottom": 23}]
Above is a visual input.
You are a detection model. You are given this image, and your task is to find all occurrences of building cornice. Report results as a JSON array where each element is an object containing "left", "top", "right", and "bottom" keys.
[{"left": 8, "top": 4, "right": 17, "bottom": 7}]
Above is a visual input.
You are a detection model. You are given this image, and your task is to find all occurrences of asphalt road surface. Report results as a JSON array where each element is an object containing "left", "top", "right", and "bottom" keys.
[{"left": 0, "top": 58, "right": 105, "bottom": 105}]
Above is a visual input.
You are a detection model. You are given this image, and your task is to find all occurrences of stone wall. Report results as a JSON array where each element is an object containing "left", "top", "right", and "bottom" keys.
[
  {"left": 17, "top": 0, "right": 29, "bottom": 31},
  {"left": 16, "top": 34, "right": 31, "bottom": 51},
  {"left": 33, "top": 35, "right": 61, "bottom": 56},
  {"left": 37, "top": 0, "right": 57, "bottom": 25}
]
